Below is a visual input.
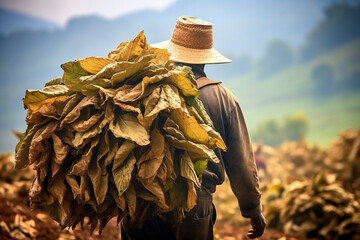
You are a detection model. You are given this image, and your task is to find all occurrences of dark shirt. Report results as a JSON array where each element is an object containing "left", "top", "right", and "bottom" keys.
[{"left": 189, "top": 65, "right": 262, "bottom": 218}]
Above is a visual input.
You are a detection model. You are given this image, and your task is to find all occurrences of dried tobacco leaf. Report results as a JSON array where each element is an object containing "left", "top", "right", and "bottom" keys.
[
  {"left": 14, "top": 30, "right": 227, "bottom": 233},
  {"left": 78, "top": 57, "right": 115, "bottom": 74}
]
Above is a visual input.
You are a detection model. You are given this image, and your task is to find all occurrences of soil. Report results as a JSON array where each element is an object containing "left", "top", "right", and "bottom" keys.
[
  {"left": 0, "top": 198, "right": 320, "bottom": 240},
  {"left": 214, "top": 221, "right": 321, "bottom": 240}
]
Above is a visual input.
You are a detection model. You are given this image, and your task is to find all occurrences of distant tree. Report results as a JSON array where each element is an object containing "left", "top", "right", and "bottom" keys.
[
  {"left": 284, "top": 112, "right": 308, "bottom": 141},
  {"left": 257, "top": 40, "right": 294, "bottom": 79},
  {"left": 301, "top": 3, "right": 360, "bottom": 61},
  {"left": 251, "top": 119, "right": 284, "bottom": 146},
  {"left": 340, "top": 69, "right": 360, "bottom": 92},
  {"left": 311, "top": 63, "right": 335, "bottom": 97}
]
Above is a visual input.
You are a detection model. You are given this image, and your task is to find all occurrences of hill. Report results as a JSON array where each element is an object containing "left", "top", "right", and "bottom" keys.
[
  {"left": 223, "top": 37, "right": 360, "bottom": 146},
  {"left": 0, "top": 8, "right": 58, "bottom": 35}
]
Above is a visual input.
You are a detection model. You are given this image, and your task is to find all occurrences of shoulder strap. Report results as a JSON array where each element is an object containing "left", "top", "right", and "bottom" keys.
[{"left": 196, "top": 77, "right": 222, "bottom": 89}]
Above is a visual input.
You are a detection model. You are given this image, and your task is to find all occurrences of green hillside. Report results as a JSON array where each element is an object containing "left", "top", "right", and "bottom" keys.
[{"left": 224, "top": 38, "right": 360, "bottom": 146}]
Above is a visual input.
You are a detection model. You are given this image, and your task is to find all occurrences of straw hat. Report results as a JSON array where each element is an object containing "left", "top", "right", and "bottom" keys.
[{"left": 152, "top": 16, "right": 231, "bottom": 64}]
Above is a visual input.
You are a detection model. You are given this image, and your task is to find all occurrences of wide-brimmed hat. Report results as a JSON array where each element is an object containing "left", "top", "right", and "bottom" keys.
[{"left": 152, "top": 16, "right": 231, "bottom": 64}]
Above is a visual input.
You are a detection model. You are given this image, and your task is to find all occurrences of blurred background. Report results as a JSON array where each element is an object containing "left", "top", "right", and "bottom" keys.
[
  {"left": 0, "top": 0, "right": 360, "bottom": 239},
  {"left": 1, "top": 0, "right": 359, "bottom": 152}
]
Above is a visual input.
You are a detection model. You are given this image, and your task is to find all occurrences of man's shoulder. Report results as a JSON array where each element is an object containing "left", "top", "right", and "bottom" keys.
[
  {"left": 196, "top": 77, "right": 221, "bottom": 89},
  {"left": 197, "top": 77, "right": 237, "bottom": 100}
]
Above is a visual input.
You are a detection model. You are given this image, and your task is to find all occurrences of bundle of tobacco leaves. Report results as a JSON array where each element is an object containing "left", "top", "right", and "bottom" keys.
[
  {"left": 263, "top": 172, "right": 360, "bottom": 239},
  {"left": 324, "top": 129, "right": 360, "bottom": 192},
  {"left": 0, "top": 153, "right": 35, "bottom": 205},
  {"left": 14, "top": 31, "right": 226, "bottom": 233},
  {"left": 261, "top": 139, "right": 327, "bottom": 182}
]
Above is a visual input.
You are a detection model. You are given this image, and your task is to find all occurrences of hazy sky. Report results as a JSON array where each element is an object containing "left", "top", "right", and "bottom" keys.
[{"left": 0, "top": 0, "right": 177, "bottom": 26}]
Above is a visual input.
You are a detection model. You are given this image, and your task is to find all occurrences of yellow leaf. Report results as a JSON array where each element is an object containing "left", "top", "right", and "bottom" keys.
[
  {"left": 201, "top": 124, "right": 227, "bottom": 151},
  {"left": 78, "top": 57, "right": 115, "bottom": 74},
  {"left": 170, "top": 108, "right": 209, "bottom": 145},
  {"left": 167, "top": 69, "right": 198, "bottom": 97},
  {"left": 146, "top": 47, "right": 171, "bottom": 65},
  {"left": 186, "top": 179, "right": 197, "bottom": 211},
  {"left": 114, "top": 30, "right": 147, "bottom": 61}
]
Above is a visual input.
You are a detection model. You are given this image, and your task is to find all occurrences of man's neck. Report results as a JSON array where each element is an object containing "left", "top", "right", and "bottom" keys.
[{"left": 174, "top": 63, "right": 206, "bottom": 79}]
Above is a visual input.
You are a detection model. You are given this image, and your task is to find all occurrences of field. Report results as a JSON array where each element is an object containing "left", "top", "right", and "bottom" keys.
[{"left": 1, "top": 128, "right": 359, "bottom": 239}]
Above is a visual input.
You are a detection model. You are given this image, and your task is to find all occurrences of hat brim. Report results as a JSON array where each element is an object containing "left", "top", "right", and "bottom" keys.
[{"left": 151, "top": 40, "right": 231, "bottom": 64}]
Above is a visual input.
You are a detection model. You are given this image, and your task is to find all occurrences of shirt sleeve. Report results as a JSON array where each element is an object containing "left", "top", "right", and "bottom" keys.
[{"left": 222, "top": 98, "right": 262, "bottom": 218}]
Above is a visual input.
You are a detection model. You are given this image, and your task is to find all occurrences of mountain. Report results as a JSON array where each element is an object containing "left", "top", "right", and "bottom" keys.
[
  {"left": 0, "top": 8, "right": 59, "bottom": 35},
  {"left": 226, "top": 37, "right": 360, "bottom": 146},
  {"left": 0, "top": 0, "right": 359, "bottom": 153}
]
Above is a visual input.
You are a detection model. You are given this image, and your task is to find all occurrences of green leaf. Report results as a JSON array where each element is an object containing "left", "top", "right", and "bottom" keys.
[
  {"left": 44, "top": 77, "right": 64, "bottom": 87},
  {"left": 193, "top": 160, "right": 208, "bottom": 176},
  {"left": 61, "top": 60, "right": 90, "bottom": 91}
]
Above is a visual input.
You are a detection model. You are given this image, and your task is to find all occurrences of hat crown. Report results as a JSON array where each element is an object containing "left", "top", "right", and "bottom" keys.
[{"left": 171, "top": 16, "right": 213, "bottom": 50}]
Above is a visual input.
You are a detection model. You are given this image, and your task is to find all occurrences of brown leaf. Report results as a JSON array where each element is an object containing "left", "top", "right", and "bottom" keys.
[
  {"left": 71, "top": 112, "right": 104, "bottom": 132},
  {"left": 142, "top": 179, "right": 168, "bottom": 209},
  {"left": 113, "top": 152, "right": 136, "bottom": 196},
  {"left": 109, "top": 183, "right": 126, "bottom": 211},
  {"left": 113, "top": 140, "right": 136, "bottom": 171},
  {"left": 52, "top": 133, "right": 69, "bottom": 164},
  {"left": 186, "top": 179, "right": 197, "bottom": 211},
  {"left": 88, "top": 153, "right": 109, "bottom": 205},
  {"left": 124, "top": 183, "right": 137, "bottom": 217},
  {"left": 180, "top": 152, "right": 201, "bottom": 188},
  {"left": 165, "top": 134, "right": 219, "bottom": 163},
  {"left": 61, "top": 95, "right": 100, "bottom": 127},
  {"left": 28, "top": 120, "right": 59, "bottom": 165},
  {"left": 137, "top": 128, "right": 166, "bottom": 184},
  {"left": 69, "top": 136, "right": 100, "bottom": 175},
  {"left": 109, "top": 112, "right": 150, "bottom": 146}
]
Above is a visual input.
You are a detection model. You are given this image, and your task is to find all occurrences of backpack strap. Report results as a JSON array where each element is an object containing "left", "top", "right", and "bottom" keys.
[{"left": 196, "top": 77, "right": 222, "bottom": 89}]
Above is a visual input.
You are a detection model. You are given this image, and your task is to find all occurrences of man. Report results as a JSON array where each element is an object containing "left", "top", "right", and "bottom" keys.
[{"left": 121, "top": 16, "right": 266, "bottom": 239}]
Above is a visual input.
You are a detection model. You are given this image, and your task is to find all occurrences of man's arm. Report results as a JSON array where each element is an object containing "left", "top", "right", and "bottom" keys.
[{"left": 222, "top": 96, "right": 266, "bottom": 237}]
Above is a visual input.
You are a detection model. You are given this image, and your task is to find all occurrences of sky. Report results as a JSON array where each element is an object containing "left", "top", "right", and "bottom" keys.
[{"left": 0, "top": 0, "right": 177, "bottom": 26}]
